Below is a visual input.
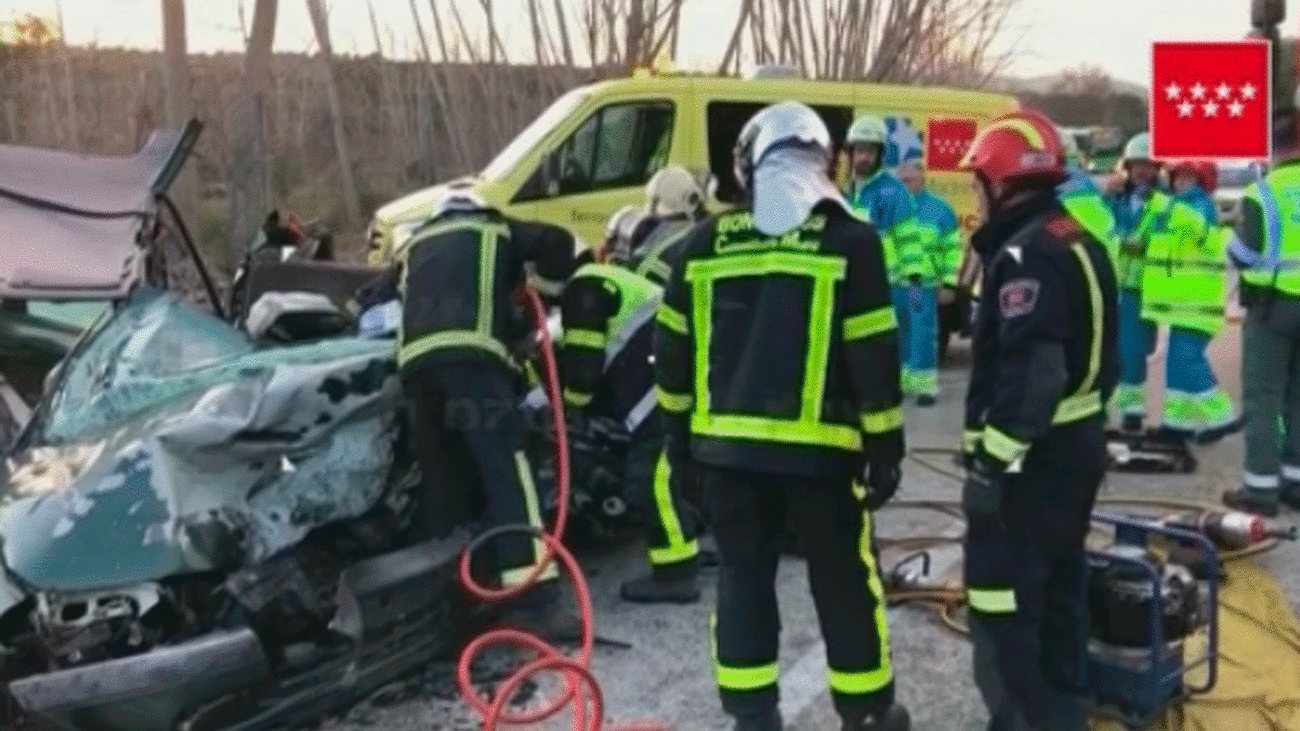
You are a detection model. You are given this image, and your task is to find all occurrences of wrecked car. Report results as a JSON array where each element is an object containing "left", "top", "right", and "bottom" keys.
[{"left": 0, "top": 125, "right": 487, "bottom": 731}]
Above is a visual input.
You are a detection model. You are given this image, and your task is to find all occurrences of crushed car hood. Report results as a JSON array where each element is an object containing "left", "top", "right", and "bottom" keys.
[
  {"left": 0, "top": 129, "right": 190, "bottom": 300},
  {"left": 0, "top": 290, "right": 401, "bottom": 591}
]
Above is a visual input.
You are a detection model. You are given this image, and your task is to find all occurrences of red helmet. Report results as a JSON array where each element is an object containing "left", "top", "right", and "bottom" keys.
[
  {"left": 958, "top": 109, "right": 1066, "bottom": 200},
  {"left": 1167, "top": 159, "right": 1217, "bottom": 193}
]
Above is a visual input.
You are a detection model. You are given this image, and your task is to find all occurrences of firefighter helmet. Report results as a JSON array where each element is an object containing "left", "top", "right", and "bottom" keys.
[
  {"left": 1168, "top": 159, "right": 1217, "bottom": 193},
  {"left": 846, "top": 115, "right": 888, "bottom": 147},
  {"left": 957, "top": 109, "right": 1066, "bottom": 199},
  {"left": 603, "top": 204, "right": 644, "bottom": 263},
  {"left": 1121, "top": 132, "right": 1155, "bottom": 165},
  {"left": 733, "top": 101, "right": 833, "bottom": 195},
  {"left": 645, "top": 165, "right": 703, "bottom": 217}
]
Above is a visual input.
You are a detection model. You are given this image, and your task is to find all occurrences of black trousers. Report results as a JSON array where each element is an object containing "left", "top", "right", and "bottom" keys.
[
  {"left": 699, "top": 465, "right": 894, "bottom": 725},
  {"left": 964, "top": 468, "right": 1101, "bottom": 731},
  {"left": 402, "top": 361, "right": 549, "bottom": 586},
  {"left": 624, "top": 424, "right": 699, "bottom": 575}
]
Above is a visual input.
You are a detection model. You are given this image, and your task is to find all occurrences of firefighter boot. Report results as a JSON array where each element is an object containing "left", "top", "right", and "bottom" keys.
[
  {"left": 620, "top": 559, "right": 700, "bottom": 604},
  {"left": 842, "top": 704, "right": 910, "bottom": 731},
  {"left": 1222, "top": 488, "right": 1281, "bottom": 518},
  {"left": 733, "top": 706, "right": 782, "bottom": 731}
]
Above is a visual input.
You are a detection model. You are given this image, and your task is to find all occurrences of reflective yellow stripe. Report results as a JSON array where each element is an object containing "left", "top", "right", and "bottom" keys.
[
  {"left": 656, "top": 387, "right": 693, "bottom": 413},
  {"left": 398, "top": 331, "right": 512, "bottom": 368},
  {"left": 563, "top": 388, "right": 593, "bottom": 408},
  {"left": 685, "top": 251, "right": 848, "bottom": 447},
  {"left": 967, "top": 587, "right": 1017, "bottom": 614},
  {"left": 827, "top": 507, "right": 892, "bottom": 695},
  {"left": 860, "top": 406, "right": 904, "bottom": 434},
  {"left": 647, "top": 451, "right": 698, "bottom": 567},
  {"left": 499, "top": 451, "right": 556, "bottom": 588},
  {"left": 981, "top": 425, "right": 1028, "bottom": 464},
  {"left": 692, "top": 414, "right": 862, "bottom": 450},
  {"left": 565, "top": 329, "right": 606, "bottom": 350},
  {"left": 843, "top": 306, "right": 898, "bottom": 341},
  {"left": 1069, "top": 244, "right": 1103, "bottom": 397},
  {"left": 961, "top": 429, "right": 981, "bottom": 454},
  {"left": 1052, "top": 390, "right": 1102, "bottom": 425},
  {"left": 709, "top": 613, "right": 779, "bottom": 691},
  {"left": 477, "top": 228, "right": 499, "bottom": 335},
  {"left": 656, "top": 304, "right": 688, "bottom": 334}
]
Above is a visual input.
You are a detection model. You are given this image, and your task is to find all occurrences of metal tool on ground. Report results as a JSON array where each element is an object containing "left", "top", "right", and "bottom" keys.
[
  {"left": 1174, "top": 510, "right": 1298, "bottom": 550},
  {"left": 1105, "top": 429, "right": 1198, "bottom": 473},
  {"left": 1085, "top": 513, "right": 1219, "bottom": 729}
]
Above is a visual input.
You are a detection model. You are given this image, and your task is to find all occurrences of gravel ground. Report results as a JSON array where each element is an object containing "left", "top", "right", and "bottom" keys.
[{"left": 318, "top": 324, "right": 1300, "bottom": 731}]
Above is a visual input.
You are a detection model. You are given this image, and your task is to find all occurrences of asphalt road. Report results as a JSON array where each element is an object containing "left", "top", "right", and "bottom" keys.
[{"left": 320, "top": 324, "right": 1300, "bottom": 731}]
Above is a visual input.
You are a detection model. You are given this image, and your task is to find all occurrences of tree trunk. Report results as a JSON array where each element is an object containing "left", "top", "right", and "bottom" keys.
[
  {"left": 227, "top": 0, "right": 277, "bottom": 264},
  {"left": 305, "top": 0, "right": 361, "bottom": 224},
  {"left": 161, "top": 0, "right": 196, "bottom": 215}
]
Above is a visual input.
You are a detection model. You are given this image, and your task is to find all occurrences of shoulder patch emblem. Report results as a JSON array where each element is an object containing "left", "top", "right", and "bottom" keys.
[
  {"left": 1045, "top": 214, "right": 1080, "bottom": 239},
  {"left": 999, "top": 278, "right": 1040, "bottom": 319}
]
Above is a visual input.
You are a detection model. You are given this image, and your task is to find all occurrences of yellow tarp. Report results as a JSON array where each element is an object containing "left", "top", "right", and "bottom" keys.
[{"left": 1090, "top": 559, "right": 1300, "bottom": 731}]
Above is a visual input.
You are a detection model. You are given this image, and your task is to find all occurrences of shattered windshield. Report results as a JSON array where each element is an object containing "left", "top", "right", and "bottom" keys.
[{"left": 38, "top": 289, "right": 255, "bottom": 445}]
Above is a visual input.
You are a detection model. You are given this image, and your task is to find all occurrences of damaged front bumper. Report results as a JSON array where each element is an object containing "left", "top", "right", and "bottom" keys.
[{"left": 8, "top": 627, "right": 270, "bottom": 731}]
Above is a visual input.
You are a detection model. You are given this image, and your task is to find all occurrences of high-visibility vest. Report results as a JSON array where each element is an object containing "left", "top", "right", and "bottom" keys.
[
  {"left": 566, "top": 262, "right": 663, "bottom": 365},
  {"left": 1114, "top": 190, "right": 1206, "bottom": 292},
  {"left": 1058, "top": 187, "right": 1119, "bottom": 264},
  {"left": 1240, "top": 165, "right": 1300, "bottom": 295},
  {"left": 1140, "top": 210, "right": 1223, "bottom": 335}
]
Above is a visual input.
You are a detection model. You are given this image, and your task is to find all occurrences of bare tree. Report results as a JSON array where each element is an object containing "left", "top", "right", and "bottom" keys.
[
  {"left": 305, "top": 0, "right": 361, "bottom": 224},
  {"left": 227, "top": 0, "right": 277, "bottom": 262},
  {"left": 160, "top": 0, "right": 195, "bottom": 214},
  {"left": 1051, "top": 63, "right": 1114, "bottom": 97}
]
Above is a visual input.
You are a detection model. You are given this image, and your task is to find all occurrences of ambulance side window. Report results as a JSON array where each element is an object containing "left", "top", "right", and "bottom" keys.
[{"left": 515, "top": 101, "right": 675, "bottom": 202}]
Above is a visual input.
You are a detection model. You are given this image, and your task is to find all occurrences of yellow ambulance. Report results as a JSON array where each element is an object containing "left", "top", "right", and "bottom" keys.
[{"left": 367, "top": 67, "right": 1019, "bottom": 264}]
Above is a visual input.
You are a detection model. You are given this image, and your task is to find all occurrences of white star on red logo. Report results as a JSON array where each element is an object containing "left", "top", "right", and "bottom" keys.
[
  {"left": 1229, "top": 100, "right": 1245, "bottom": 117},
  {"left": 1216, "top": 82, "right": 1232, "bottom": 100},
  {"left": 1241, "top": 82, "right": 1257, "bottom": 100},
  {"left": 1165, "top": 82, "right": 1182, "bottom": 100},
  {"left": 1203, "top": 101, "right": 1219, "bottom": 117},
  {"left": 1177, "top": 101, "right": 1194, "bottom": 117},
  {"left": 1190, "top": 82, "right": 1207, "bottom": 100}
]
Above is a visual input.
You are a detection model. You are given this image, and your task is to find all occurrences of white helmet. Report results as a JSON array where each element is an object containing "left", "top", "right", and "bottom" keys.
[
  {"left": 428, "top": 189, "right": 488, "bottom": 219},
  {"left": 645, "top": 165, "right": 703, "bottom": 218},
  {"left": 604, "top": 204, "right": 644, "bottom": 263},
  {"left": 733, "top": 101, "right": 832, "bottom": 195},
  {"left": 846, "top": 115, "right": 888, "bottom": 147}
]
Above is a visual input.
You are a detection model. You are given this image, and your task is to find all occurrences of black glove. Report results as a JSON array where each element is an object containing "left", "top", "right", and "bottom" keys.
[
  {"left": 862, "top": 460, "right": 901, "bottom": 511},
  {"left": 962, "top": 455, "right": 1004, "bottom": 526}
]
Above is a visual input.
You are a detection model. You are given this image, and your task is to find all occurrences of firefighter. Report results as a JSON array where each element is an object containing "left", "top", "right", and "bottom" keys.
[
  {"left": 658, "top": 101, "right": 910, "bottom": 731},
  {"left": 896, "top": 159, "right": 962, "bottom": 375},
  {"left": 630, "top": 165, "right": 710, "bottom": 286},
  {"left": 846, "top": 115, "right": 939, "bottom": 403},
  {"left": 394, "top": 190, "right": 578, "bottom": 637},
  {"left": 957, "top": 109, "right": 1119, "bottom": 731},
  {"left": 1223, "top": 87, "right": 1300, "bottom": 516},
  {"left": 1140, "top": 160, "right": 1240, "bottom": 443},
  {"left": 1104, "top": 133, "right": 1208, "bottom": 431},
  {"left": 559, "top": 211, "right": 702, "bottom": 604}
]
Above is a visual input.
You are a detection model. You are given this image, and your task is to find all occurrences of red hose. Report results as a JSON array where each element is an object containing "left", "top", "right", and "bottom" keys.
[{"left": 454, "top": 287, "right": 670, "bottom": 731}]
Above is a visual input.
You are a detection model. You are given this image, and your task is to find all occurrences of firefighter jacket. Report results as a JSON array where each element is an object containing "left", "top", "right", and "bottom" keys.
[
  {"left": 1230, "top": 159, "right": 1300, "bottom": 303},
  {"left": 395, "top": 209, "right": 574, "bottom": 374},
  {"left": 1106, "top": 185, "right": 1205, "bottom": 292},
  {"left": 560, "top": 262, "right": 662, "bottom": 435},
  {"left": 847, "top": 170, "right": 934, "bottom": 284},
  {"left": 964, "top": 190, "right": 1119, "bottom": 474},
  {"left": 655, "top": 201, "right": 905, "bottom": 477},
  {"left": 911, "top": 189, "right": 963, "bottom": 287},
  {"left": 1141, "top": 185, "right": 1224, "bottom": 335},
  {"left": 632, "top": 217, "right": 695, "bottom": 287}
]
